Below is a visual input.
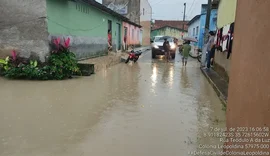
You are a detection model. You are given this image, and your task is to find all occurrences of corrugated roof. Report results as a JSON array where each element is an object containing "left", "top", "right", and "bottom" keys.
[
  {"left": 78, "top": 0, "right": 142, "bottom": 28},
  {"left": 152, "top": 20, "right": 189, "bottom": 31}
]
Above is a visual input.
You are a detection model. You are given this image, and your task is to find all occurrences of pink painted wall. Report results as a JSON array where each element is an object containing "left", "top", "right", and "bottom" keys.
[{"left": 122, "top": 22, "right": 141, "bottom": 46}]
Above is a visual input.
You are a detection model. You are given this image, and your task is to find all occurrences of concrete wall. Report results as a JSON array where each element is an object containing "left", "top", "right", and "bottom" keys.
[
  {"left": 102, "top": 0, "right": 140, "bottom": 24},
  {"left": 140, "top": 0, "right": 152, "bottom": 46},
  {"left": 122, "top": 22, "right": 141, "bottom": 46},
  {"left": 213, "top": 23, "right": 232, "bottom": 81},
  {"left": 188, "top": 18, "right": 200, "bottom": 39},
  {"left": 141, "top": 21, "right": 151, "bottom": 46},
  {"left": 213, "top": 51, "right": 231, "bottom": 82},
  {"left": 140, "top": 0, "right": 152, "bottom": 22},
  {"left": 213, "top": 0, "right": 237, "bottom": 81},
  {"left": 0, "top": 0, "right": 49, "bottom": 62},
  {"left": 151, "top": 27, "right": 188, "bottom": 39},
  {"left": 217, "top": 0, "right": 237, "bottom": 29},
  {"left": 225, "top": 0, "right": 270, "bottom": 153},
  {"left": 46, "top": 0, "right": 123, "bottom": 60}
]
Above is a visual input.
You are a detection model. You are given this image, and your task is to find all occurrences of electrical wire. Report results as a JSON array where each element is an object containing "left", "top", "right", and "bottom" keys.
[
  {"left": 151, "top": 0, "right": 165, "bottom": 6},
  {"left": 187, "top": 0, "right": 197, "bottom": 16}
]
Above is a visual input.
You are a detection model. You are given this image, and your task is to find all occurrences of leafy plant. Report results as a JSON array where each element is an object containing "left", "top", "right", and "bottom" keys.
[
  {"left": 48, "top": 37, "right": 80, "bottom": 79},
  {"left": 0, "top": 56, "right": 10, "bottom": 71},
  {"left": 1, "top": 37, "right": 81, "bottom": 80}
]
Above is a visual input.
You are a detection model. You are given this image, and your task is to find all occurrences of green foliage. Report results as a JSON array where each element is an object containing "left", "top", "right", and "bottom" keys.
[
  {"left": 4, "top": 61, "right": 50, "bottom": 80},
  {"left": 1, "top": 38, "right": 81, "bottom": 80},
  {"left": 0, "top": 57, "right": 10, "bottom": 71},
  {"left": 48, "top": 48, "right": 80, "bottom": 80}
]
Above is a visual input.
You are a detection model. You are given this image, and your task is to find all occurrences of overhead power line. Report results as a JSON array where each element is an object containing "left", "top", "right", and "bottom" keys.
[
  {"left": 151, "top": 0, "right": 165, "bottom": 6},
  {"left": 187, "top": 0, "right": 197, "bottom": 16}
]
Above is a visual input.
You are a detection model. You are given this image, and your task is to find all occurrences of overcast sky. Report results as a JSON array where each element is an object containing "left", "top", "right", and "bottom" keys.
[{"left": 96, "top": 0, "right": 207, "bottom": 21}]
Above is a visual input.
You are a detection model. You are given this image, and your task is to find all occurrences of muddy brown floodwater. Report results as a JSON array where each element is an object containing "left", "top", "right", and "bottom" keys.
[{"left": 0, "top": 51, "right": 225, "bottom": 156}]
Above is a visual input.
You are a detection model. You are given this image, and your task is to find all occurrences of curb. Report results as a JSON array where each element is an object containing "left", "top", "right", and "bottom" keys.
[{"left": 200, "top": 67, "right": 227, "bottom": 108}]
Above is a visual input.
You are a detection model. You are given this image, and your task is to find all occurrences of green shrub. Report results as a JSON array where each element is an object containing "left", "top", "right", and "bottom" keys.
[{"left": 0, "top": 37, "right": 81, "bottom": 80}]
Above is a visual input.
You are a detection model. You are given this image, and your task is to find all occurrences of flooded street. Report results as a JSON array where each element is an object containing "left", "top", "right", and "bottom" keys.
[{"left": 0, "top": 50, "right": 226, "bottom": 156}]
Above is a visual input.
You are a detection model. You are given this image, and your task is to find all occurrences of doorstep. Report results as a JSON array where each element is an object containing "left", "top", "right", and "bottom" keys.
[
  {"left": 200, "top": 67, "right": 229, "bottom": 106},
  {"left": 78, "top": 52, "right": 127, "bottom": 73}
]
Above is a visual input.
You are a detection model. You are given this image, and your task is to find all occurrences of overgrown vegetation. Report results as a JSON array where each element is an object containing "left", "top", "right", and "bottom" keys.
[{"left": 0, "top": 37, "right": 80, "bottom": 80}]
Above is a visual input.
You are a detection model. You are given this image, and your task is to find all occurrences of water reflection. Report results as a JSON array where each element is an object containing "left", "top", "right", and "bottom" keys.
[
  {"left": 0, "top": 63, "right": 141, "bottom": 156},
  {"left": 151, "top": 64, "right": 158, "bottom": 87},
  {"left": 195, "top": 75, "right": 226, "bottom": 153},
  {"left": 180, "top": 67, "right": 190, "bottom": 89},
  {"left": 0, "top": 58, "right": 226, "bottom": 156},
  {"left": 161, "top": 64, "right": 174, "bottom": 88},
  {"left": 168, "top": 65, "right": 174, "bottom": 87}
]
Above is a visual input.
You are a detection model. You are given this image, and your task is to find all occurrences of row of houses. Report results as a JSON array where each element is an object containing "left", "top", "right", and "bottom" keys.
[
  {"left": 151, "top": 20, "right": 189, "bottom": 40},
  {"left": 0, "top": 0, "right": 152, "bottom": 62},
  {"left": 187, "top": 1, "right": 219, "bottom": 49},
  {"left": 188, "top": 0, "right": 236, "bottom": 82}
]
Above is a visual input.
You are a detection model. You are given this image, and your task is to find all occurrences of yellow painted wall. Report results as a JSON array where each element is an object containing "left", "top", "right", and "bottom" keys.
[{"left": 217, "top": 0, "right": 237, "bottom": 28}]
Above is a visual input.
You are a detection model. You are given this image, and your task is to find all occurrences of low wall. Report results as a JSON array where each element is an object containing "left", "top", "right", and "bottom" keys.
[
  {"left": 78, "top": 52, "right": 123, "bottom": 73},
  {"left": 49, "top": 35, "right": 108, "bottom": 60},
  {"left": 0, "top": 0, "right": 49, "bottom": 62},
  {"left": 213, "top": 51, "right": 231, "bottom": 82}
]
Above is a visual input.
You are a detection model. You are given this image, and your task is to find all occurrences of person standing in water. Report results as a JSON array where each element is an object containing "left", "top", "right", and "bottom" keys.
[
  {"left": 163, "top": 38, "right": 171, "bottom": 62},
  {"left": 182, "top": 40, "right": 191, "bottom": 66}
]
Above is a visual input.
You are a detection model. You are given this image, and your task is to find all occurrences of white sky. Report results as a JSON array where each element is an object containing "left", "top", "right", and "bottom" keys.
[{"left": 96, "top": 0, "right": 207, "bottom": 21}]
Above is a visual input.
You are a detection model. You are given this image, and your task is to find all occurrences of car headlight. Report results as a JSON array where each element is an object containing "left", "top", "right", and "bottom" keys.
[
  {"left": 170, "top": 44, "right": 176, "bottom": 49},
  {"left": 153, "top": 44, "right": 159, "bottom": 49}
]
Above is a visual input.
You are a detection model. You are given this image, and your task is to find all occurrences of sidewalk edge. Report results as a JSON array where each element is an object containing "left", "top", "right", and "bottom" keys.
[{"left": 200, "top": 67, "right": 227, "bottom": 108}]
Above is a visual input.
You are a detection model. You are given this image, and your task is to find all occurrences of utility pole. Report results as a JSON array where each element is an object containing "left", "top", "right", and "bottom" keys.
[
  {"left": 204, "top": 0, "right": 212, "bottom": 44},
  {"left": 182, "top": 3, "right": 186, "bottom": 38},
  {"left": 182, "top": 3, "right": 186, "bottom": 30}
]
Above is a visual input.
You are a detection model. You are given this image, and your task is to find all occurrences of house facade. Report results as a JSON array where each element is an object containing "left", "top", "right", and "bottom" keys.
[
  {"left": 47, "top": 0, "right": 124, "bottom": 59},
  {"left": 151, "top": 26, "right": 188, "bottom": 39},
  {"left": 187, "top": 15, "right": 201, "bottom": 40},
  {"left": 0, "top": 0, "right": 140, "bottom": 62},
  {"left": 198, "top": 4, "right": 218, "bottom": 49},
  {"left": 151, "top": 20, "right": 189, "bottom": 39},
  {"left": 213, "top": 0, "right": 237, "bottom": 82},
  {"left": 152, "top": 20, "right": 189, "bottom": 32},
  {"left": 102, "top": 0, "right": 152, "bottom": 46},
  {"left": 122, "top": 22, "right": 142, "bottom": 47}
]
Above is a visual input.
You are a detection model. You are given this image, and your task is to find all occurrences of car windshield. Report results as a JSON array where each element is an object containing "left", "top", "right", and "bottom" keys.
[{"left": 154, "top": 37, "right": 173, "bottom": 42}]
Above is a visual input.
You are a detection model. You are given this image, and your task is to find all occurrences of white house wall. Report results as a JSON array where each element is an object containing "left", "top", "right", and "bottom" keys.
[{"left": 188, "top": 19, "right": 200, "bottom": 39}]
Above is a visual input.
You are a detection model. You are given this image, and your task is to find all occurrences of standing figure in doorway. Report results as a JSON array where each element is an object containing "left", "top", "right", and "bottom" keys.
[
  {"left": 108, "top": 30, "right": 112, "bottom": 51},
  {"left": 123, "top": 35, "right": 127, "bottom": 51}
]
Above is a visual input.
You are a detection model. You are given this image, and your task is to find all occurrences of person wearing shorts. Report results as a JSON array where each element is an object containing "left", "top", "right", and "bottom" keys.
[{"left": 182, "top": 40, "right": 191, "bottom": 66}]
